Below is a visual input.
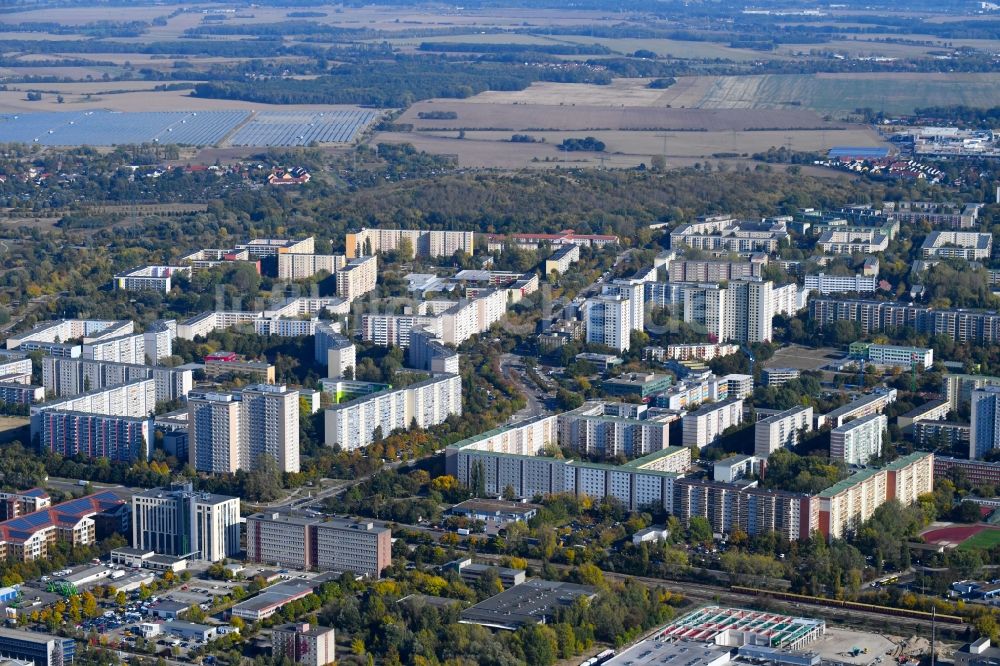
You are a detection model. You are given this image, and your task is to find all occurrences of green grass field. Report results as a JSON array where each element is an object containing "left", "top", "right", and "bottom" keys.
[
  {"left": 958, "top": 528, "right": 1000, "bottom": 551},
  {"left": 695, "top": 74, "right": 1000, "bottom": 116}
]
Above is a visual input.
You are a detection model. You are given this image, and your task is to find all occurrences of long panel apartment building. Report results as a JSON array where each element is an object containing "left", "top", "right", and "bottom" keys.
[
  {"left": 673, "top": 478, "right": 818, "bottom": 542},
  {"left": 818, "top": 452, "right": 933, "bottom": 540},
  {"left": 246, "top": 512, "right": 391, "bottom": 578},
  {"left": 42, "top": 356, "right": 192, "bottom": 404},
  {"left": 30, "top": 378, "right": 157, "bottom": 459},
  {"left": 446, "top": 416, "right": 690, "bottom": 512},
  {"left": 804, "top": 273, "right": 877, "bottom": 295},
  {"left": 5, "top": 318, "right": 130, "bottom": 350},
  {"left": 810, "top": 298, "right": 1000, "bottom": 344},
  {"left": 325, "top": 374, "right": 461, "bottom": 450},
  {"left": 346, "top": 228, "right": 474, "bottom": 259},
  {"left": 277, "top": 253, "right": 345, "bottom": 281}
]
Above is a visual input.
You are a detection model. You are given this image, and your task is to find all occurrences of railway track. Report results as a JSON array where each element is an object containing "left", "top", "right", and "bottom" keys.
[{"left": 472, "top": 552, "right": 967, "bottom": 638}]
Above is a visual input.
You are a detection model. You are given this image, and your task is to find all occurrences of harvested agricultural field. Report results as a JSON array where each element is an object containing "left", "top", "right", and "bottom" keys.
[
  {"left": 695, "top": 73, "right": 1000, "bottom": 116},
  {"left": 372, "top": 125, "right": 881, "bottom": 169},
  {"left": 467, "top": 73, "right": 1000, "bottom": 117},
  {"left": 400, "top": 102, "right": 851, "bottom": 132},
  {"left": 417, "top": 128, "right": 880, "bottom": 157}
]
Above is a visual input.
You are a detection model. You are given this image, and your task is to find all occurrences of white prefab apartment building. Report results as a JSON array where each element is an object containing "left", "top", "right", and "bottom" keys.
[
  {"left": 42, "top": 356, "right": 192, "bottom": 404},
  {"left": 830, "top": 413, "right": 887, "bottom": 466},
  {"left": 335, "top": 255, "right": 378, "bottom": 301},
  {"left": 324, "top": 374, "right": 462, "bottom": 450},
  {"left": 803, "top": 273, "right": 877, "bottom": 295},
  {"left": 115, "top": 266, "right": 191, "bottom": 293},
  {"left": 276, "top": 253, "right": 345, "bottom": 281},
  {"left": 754, "top": 406, "right": 814, "bottom": 458},
  {"left": 584, "top": 282, "right": 644, "bottom": 352},
  {"left": 682, "top": 398, "right": 744, "bottom": 449},
  {"left": 346, "top": 228, "right": 474, "bottom": 259},
  {"left": 82, "top": 333, "right": 146, "bottom": 365}
]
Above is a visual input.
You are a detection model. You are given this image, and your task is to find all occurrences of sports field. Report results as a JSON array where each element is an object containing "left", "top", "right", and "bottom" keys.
[
  {"left": 922, "top": 523, "right": 1000, "bottom": 549},
  {"left": 958, "top": 528, "right": 1000, "bottom": 551}
]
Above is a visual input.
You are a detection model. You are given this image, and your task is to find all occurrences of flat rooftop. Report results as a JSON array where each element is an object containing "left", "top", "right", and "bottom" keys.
[
  {"left": 231, "top": 580, "right": 314, "bottom": 614},
  {"left": 459, "top": 579, "right": 596, "bottom": 630},
  {"left": 654, "top": 606, "right": 824, "bottom": 649},
  {"left": 451, "top": 499, "right": 540, "bottom": 515},
  {"left": 605, "top": 639, "right": 732, "bottom": 666}
]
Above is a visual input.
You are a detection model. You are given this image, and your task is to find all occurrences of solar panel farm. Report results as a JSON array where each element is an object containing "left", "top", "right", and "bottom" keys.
[{"left": 0, "top": 109, "right": 379, "bottom": 147}]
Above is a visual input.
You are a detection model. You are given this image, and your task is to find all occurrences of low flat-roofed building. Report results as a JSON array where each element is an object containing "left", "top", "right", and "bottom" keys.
[
  {"left": 0, "top": 626, "right": 75, "bottom": 666},
  {"left": 633, "top": 526, "right": 670, "bottom": 545},
  {"left": 955, "top": 637, "right": 1000, "bottom": 666},
  {"left": 449, "top": 499, "right": 540, "bottom": 526},
  {"left": 148, "top": 599, "right": 189, "bottom": 620},
  {"left": 654, "top": 606, "right": 824, "bottom": 650},
  {"left": 445, "top": 559, "right": 526, "bottom": 588},
  {"left": 737, "top": 645, "right": 820, "bottom": 666},
  {"left": 231, "top": 580, "right": 315, "bottom": 622},
  {"left": 164, "top": 620, "right": 216, "bottom": 642},
  {"left": 459, "top": 579, "right": 597, "bottom": 630},
  {"left": 605, "top": 639, "right": 732, "bottom": 666},
  {"left": 602, "top": 373, "right": 672, "bottom": 399}
]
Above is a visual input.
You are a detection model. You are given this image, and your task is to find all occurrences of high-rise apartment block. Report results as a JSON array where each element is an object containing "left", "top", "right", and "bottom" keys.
[
  {"left": 829, "top": 413, "right": 887, "bottom": 466},
  {"left": 972, "top": 386, "right": 1000, "bottom": 460},
  {"left": 682, "top": 398, "right": 744, "bottom": 449},
  {"left": 647, "top": 280, "right": 794, "bottom": 344},
  {"left": 335, "top": 255, "right": 378, "bottom": 301},
  {"left": 754, "top": 406, "right": 814, "bottom": 458},
  {"left": 325, "top": 374, "right": 461, "bottom": 450},
  {"left": 558, "top": 402, "right": 677, "bottom": 458},
  {"left": 584, "top": 282, "right": 644, "bottom": 352},
  {"left": 132, "top": 483, "right": 240, "bottom": 562},
  {"left": 315, "top": 323, "right": 355, "bottom": 379},
  {"left": 188, "top": 384, "right": 300, "bottom": 474},
  {"left": 246, "top": 512, "right": 391, "bottom": 578}
]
